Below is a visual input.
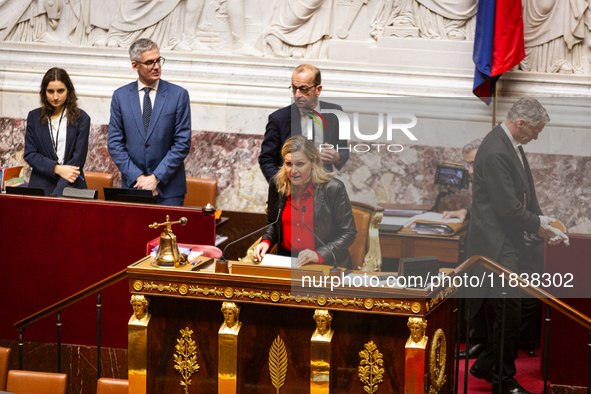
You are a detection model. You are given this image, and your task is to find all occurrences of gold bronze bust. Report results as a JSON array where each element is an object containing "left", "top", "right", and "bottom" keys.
[
  {"left": 220, "top": 302, "right": 242, "bottom": 333},
  {"left": 312, "top": 309, "right": 333, "bottom": 338},
  {"left": 406, "top": 317, "right": 428, "bottom": 349},
  {"left": 129, "top": 295, "right": 150, "bottom": 324}
]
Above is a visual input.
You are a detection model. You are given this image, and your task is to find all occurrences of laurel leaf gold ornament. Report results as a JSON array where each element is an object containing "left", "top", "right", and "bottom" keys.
[
  {"left": 358, "top": 341, "right": 384, "bottom": 393},
  {"left": 268, "top": 335, "right": 288, "bottom": 393},
  {"left": 174, "top": 327, "right": 200, "bottom": 394}
]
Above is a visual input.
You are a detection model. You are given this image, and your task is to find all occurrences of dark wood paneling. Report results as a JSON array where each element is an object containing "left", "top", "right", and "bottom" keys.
[{"left": 216, "top": 210, "right": 267, "bottom": 260}]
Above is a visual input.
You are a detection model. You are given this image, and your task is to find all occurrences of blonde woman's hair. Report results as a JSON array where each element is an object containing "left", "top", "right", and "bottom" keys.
[{"left": 275, "top": 135, "right": 333, "bottom": 196}]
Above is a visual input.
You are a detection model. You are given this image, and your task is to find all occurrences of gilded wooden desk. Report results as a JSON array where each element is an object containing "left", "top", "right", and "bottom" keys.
[{"left": 126, "top": 257, "right": 457, "bottom": 394}]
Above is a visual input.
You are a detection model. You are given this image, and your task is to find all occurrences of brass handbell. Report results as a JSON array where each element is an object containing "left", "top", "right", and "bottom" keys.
[{"left": 149, "top": 215, "right": 188, "bottom": 267}]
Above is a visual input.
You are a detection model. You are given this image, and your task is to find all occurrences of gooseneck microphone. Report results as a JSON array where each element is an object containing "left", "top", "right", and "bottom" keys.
[
  {"left": 301, "top": 206, "right": 340, "bottom": 274},
  {"left": 217, "top": 208, "right": 283, "bottom": 263}
]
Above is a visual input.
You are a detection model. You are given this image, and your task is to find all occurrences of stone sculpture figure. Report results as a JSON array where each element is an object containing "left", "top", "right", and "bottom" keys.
[
  {"left": 106, "top": 0, "right": 192, "bottom": 51},
  {"left": 520, "top": 0, "right": 589, "bottom": 74},
  {"left": 263, "top": 0, "right": 334, "bottom": 59},
  {"left": 371, "top": 0, "right": 477, "bottom": 40},
  {"left": 0, "top": 0, "right": 61, "bottom": 43},
  {"left": 68, "top": 0, "right": 120, "bottom": 46},
  {"left": 184, "top": 0, "right": 262, "bottom": 55}
]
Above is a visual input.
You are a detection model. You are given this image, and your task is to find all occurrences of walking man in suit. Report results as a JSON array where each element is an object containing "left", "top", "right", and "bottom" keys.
[
  {"left": 467, "top": 98, "right": 568, "bottom": 394},
  {"left": 108, "top": 38, "right": 191, "bottom": 205},
  {"left": 258, "top": 64, "right": 349, "bottom": 182}
]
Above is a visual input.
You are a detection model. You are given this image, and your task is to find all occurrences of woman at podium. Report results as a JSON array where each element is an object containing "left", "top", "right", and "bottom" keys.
[
  {"left": 24, "top": 67, "right": 90, "bottom": 196},
  {"left": 253, "top": 136, "right": 357, "bottom": 268}
]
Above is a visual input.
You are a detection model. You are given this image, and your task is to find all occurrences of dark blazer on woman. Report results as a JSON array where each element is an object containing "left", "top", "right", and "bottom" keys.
[
  {"left": 262, "top": 177, "right": 357, "bottom": 269},
  {"left": 24, "top": 107, "right": 90, "bottom": 196}
]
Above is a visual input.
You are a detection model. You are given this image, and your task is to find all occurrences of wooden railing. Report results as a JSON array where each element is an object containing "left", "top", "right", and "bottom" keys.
[
  {"left": 14, "top": 269, "right": 128, "bottom": 376},
  {"left": 454, "top": 255, "right": 591, "bottom": 330},
  {"left": 453, "top": 255, "right": 591, "bottom": 394}
]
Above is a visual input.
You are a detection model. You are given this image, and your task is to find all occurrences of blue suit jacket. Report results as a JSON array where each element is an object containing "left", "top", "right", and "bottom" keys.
[
  {"left": 108, "top": 79, "right": 191, "bottom": 198},
  {"left": 258, "top": 102, "right": 349, "bottom": 183},
  {"left": 24, "top": 108, "right": 89, "bottom": 196}
]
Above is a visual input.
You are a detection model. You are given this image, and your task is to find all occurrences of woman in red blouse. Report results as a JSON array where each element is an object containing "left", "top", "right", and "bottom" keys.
[{"left": 253, "top": 136, "right": 357, "bottom": 268}]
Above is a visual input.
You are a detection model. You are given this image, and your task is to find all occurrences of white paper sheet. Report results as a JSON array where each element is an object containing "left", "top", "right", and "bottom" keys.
[{"left": 260, "top": 254, "right": 294, "bottom": 268}]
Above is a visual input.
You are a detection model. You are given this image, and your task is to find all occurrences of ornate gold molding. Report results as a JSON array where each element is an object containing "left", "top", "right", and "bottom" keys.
[
  {"left": 427, "top": 285, "right": 456, "bottom": 312},
  {"left": 372, "top": 300, "right": 412, "bottom": 312},
  {"left": 358, "top": 341, "right": 384, "bottom": 393},
  {"left": 234, "top": 288, "right": 271, "bottom": 300},
  {"left": 428, "top": 329, "right": 447, "bottom": 394},
  {"left": 326, "top": 297, "right": 364, "bottom": 308},
  {"left": 189, "top": 285, "right": 224, "bottom": 297},
  {"left": 142, "top": 282, "right": 178, "bottom": 293},
  {"left": 269, "top": 335, "right": 288, "bottom": 393},
  {"left": 131, "top": 280, "right": 421, "bottom": 314},
  {"left": 360, "top": 210, "right": 384, "bottom": 272},
  {"left": 174, "top": 327, "right": 200, "bottom": 394}
]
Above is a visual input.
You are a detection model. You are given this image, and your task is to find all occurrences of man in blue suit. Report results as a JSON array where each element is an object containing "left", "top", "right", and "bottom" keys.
[
  {"left": 108, "top": 38, "right": 191, "bottom": 205},
  {"left": 258, "top": 64, "right": 349, "bottom": 183}
]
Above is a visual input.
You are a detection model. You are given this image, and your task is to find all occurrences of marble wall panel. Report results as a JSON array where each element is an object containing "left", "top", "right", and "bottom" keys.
[
  {"left": 0, "top": 339, "right": 127, "bottom": 394},
  {"left": 1, "top": 117, "right": 589, "bottom": 234}
]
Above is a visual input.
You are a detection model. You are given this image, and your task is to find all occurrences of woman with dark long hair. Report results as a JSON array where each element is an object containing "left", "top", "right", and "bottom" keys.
[
  {"left": 24, "top": 67, "right": 90, "bottom": 196},
  {"left": 253, "top": 135, "right": 357, "bottom": 268}
]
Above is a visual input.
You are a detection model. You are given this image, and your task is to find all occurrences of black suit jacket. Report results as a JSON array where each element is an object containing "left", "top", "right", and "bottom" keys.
[
  {"left": 258, "top": 102, "right": 349, "bottom": 182},
  {"left": 24, "top": 108, "right": 89, "bottom": 196},
  {"left": 467, "top": 124, "right": 543, "bottom": 309},
  {"left": 262, "top": 177, "right": 357, "bottom": 269}
]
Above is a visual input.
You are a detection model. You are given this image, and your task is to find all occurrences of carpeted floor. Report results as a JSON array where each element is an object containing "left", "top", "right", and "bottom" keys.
[{"left": 456, "top": 348, "right": 548, "bottom": 394}]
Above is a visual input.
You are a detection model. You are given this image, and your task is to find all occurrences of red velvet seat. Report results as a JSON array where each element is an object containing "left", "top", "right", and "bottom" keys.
[
  {"left": 97, "top": 377, "right": 128, "bottom": 394},
  {"left": 6, "top": 370, "right": 67, "bottom": 394}
]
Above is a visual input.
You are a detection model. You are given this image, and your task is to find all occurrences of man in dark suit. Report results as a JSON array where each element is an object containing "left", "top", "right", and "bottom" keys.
[
  {"left": 467, "top": 98, "right": 568, "bottom": 394},
  {"left": 258, "top": 64, "right": 349, "bottom": 182},
  {"left": 108, "top": 38, "right": 191, "bottom": 205}
]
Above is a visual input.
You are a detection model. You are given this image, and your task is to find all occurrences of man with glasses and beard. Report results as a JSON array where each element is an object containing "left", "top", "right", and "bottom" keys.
[
  {"left": 108, "top": 38, "right": 191, "bottom": 205},
  {"left": 258, "top": 64, "right": 349, "bottom": 183}
]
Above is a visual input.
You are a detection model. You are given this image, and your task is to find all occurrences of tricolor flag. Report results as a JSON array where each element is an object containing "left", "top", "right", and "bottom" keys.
[{"left": 472, "top": 0, "right": 525, "bottom": 104}]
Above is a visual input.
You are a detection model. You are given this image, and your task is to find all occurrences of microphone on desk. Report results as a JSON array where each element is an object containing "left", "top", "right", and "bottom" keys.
[
  {"left": 217, "top": 208, "right": 284, "bottom": 264},
  {"left": 301, "top": 206, "right": 341, "bottom": 276}
]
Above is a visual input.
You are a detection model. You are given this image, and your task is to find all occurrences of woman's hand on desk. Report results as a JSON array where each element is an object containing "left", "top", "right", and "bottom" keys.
[
  {"left": 253, "top": 242, "right": 270, "bottom": 262},
  {"left": 442, "top": 209, "right": 468, "bottom": 223},
  {"left": 295, "top": 249, "right": 320, "bottom": 267},
  {"left": 54, "top": 164, "right": 80, "bottom": 183}
]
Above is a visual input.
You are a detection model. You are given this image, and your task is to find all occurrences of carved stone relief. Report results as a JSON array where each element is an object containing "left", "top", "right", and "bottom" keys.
[
  {"left": 519, "top": 0, "right": 590, "bottom": 74},
  {"left": 0, "top": 0, "right": 590, "bottom": 70},
  {"left": 371, "top": 0, "right": 476, "bottom": 40}
]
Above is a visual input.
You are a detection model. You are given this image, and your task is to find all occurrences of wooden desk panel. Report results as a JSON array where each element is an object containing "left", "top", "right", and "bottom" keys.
[
  {"left": 127, "top": 259, "right": 458, "bottom": 394},
  {"left": 380, "top": 230, "right": 466, "bottom": 264}
]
